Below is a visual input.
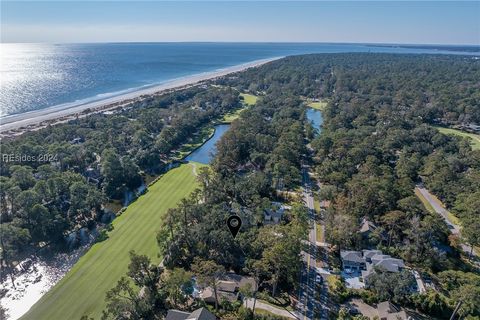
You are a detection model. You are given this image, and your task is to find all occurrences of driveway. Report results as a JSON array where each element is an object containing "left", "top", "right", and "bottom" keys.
[
  {"left": 244, "top": 298, "right": 300, "bottom": 319},
  {"left": 341, "top": 271, "right": 365, "bottom": 289}
]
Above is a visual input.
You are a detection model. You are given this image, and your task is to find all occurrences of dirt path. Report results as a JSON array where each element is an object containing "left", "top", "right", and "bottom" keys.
[{"left": 189, "top": 162, "right": 198, "bottom": 176}]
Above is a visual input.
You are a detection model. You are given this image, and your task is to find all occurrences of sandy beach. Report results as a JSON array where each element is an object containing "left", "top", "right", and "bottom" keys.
[{"left": 0, "top": 57, "right": 281, "bottom": 135}]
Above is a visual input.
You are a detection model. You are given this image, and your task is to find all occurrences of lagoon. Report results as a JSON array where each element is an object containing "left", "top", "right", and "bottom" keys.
[
  {"left": 185, "top": 124, "right": 230, "bottom": 164},
  {"left": 306, "top": 108, "right": 323, "bottom": 134}
]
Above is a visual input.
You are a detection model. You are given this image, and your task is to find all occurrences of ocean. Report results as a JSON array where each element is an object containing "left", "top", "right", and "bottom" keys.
[{"left": 0, "top": 42, "right": 478, "bottom": 118}]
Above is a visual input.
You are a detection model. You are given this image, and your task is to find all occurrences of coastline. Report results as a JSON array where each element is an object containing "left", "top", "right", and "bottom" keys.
[{"left": 0, "top": 56, "right": 281, "bottom": 136}]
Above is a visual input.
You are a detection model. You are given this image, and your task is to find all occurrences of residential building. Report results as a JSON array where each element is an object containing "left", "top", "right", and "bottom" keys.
[
  {"left": 359, "top": 217, "right": 377, "bottom": 237},
  {"left": 264, "top": 202, "right": 290, "bottom": 224},
  {"left": 376, "top": 301, "right": 412, "bottom": 320},
  {"left": 340, "top": 251, "right": 366, "bottom": 271},
  {"left": 362, "top": 250, "right": 405, "bottom": 280},
  {"left": 165, "top": 307, "right": 217, "bottom": 320},
  {"left": 340, "top": 249, "right": 405, "bottom": 280},
  {"left": 197, "top": 273, "right": 255, "bottom": 304}
]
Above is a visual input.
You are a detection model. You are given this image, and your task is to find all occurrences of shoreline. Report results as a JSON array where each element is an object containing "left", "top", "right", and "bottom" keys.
[{"left": 0, "top": 56, "right": 281, "bottom": 136}]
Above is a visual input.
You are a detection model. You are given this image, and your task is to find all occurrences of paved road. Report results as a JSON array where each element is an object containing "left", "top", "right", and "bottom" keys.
[
  {"left": 297, "top": 166, "right": 330, "bottom": 320},
  {"left": 416, "top": 186, "right": 476, "bottom": 257}
]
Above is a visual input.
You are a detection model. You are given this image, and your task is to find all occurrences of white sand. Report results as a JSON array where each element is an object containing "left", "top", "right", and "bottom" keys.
[{"left": 0, "top": 57, "right": 281, "bottom": 134}]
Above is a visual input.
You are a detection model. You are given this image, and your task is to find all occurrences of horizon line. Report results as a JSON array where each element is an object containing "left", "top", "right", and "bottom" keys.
[{"left": 1, "top": 41, "right": 479, "bottom": 47}]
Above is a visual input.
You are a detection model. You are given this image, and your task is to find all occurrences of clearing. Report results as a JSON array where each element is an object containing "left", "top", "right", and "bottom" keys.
[
  {"left": 221, "top": 93, "right": 258, "bottom": 123},
  {"left": 21, "top": 162, "right": 204, "bottom": 320},
  {"left": 240, "top": 93, "right": 258, "bottom": 105},
  {"left": 433, "top": 126, "right": 480, "bottom": 150},
  {"left": 307, "top": 100, "right": 328, "bottom": 111}
]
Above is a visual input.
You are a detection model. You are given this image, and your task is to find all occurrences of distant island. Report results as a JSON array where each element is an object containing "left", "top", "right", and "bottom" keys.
[{"left": 368, "top": 43, "right": 480, "bottom": 52}]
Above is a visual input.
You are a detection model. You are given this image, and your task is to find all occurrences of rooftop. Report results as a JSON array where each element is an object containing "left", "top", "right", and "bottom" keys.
[{"left": 166, "top": 308, "right": 217, "bottom": 320}]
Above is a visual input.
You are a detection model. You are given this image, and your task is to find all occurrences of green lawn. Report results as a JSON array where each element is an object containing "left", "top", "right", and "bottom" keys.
[
  {"left": 254, "top": 308, "right": 290, "bottom": 319},
  {"left": 434, "top": 126, "right": 480, "bottom": 150},
  {"left": 220, "top": 93, "right": 258, "bottom": 123},
  {"left": 414, "top": 188, "right": 435, "bottom": 214},
  {"left": 21, "top": 163, "right": 204, "bottom": 320},
  {"left": 240, "top": 93, "right": 258, "bottom": 106},
  {"left": 221, "top": 107, "right": 247, "bottom": 123},
  {"left": 315, "top": 223, "right": 324, "bottom": 243},
  {"left": 307, "top": 100, "right": 328, "bottom": 111}
]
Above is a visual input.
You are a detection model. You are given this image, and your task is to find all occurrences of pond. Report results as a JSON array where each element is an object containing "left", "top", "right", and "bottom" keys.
[
  {"left": 185, "top": 124, "right": 230, "bottom": 164},
  {"left": 306, "top": 108, "right": 323, "bottom": 135}
]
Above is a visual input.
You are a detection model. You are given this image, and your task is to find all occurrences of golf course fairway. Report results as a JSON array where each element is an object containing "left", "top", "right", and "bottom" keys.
[{"left": 21, "top": 162, "right": 203, "bottom": 320}]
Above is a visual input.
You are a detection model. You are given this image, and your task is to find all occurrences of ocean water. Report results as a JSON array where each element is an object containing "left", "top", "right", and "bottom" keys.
[{"left": 0, "top": 42, "right": 478, "bottom": 117}]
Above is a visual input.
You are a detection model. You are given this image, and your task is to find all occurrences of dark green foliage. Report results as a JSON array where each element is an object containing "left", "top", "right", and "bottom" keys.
[
  {"left": 0, "top": 86, "right": 241, "bottom": 268},
  {"left": 366, "top": 269, "right": 416, "bottom": 304}
]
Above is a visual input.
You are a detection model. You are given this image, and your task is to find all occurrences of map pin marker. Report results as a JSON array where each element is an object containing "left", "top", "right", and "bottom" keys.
[{"left": 227, "top": 215, "right": 242, "bottom": 239}]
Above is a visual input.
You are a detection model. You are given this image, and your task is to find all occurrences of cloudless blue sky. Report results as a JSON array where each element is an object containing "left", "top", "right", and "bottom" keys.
[{"left": 1, "top": 1, "right": 479, "bottom": 44}]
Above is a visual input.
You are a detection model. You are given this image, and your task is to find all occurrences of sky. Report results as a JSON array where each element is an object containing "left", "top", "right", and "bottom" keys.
[{"left": 1, "top": 1, "right": 479, "bottom": 45}]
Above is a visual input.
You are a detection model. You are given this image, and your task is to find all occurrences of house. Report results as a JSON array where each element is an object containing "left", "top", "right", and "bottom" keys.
[
  {"left": 70, "top": 137, "right": 84, "bottom": 144},
  {"left": 264, "top": 202, "right": 289, "bottom": 224},
  {"left": 359, "top": 217, "right": 377, "bottom": 237},
  {"left": 360, "top": 219, "right": 387, "bottom": 242},
  {"left": 200, "top": 282, "right": 237, "bottom": 303},
  {"left": 166, "top": 307, "right": 217, "bottom": 320},
  {"left": 84, "top": 166, "right": 101, "bottom": 184},
  {"left": 376, "top": 301, "right": 411, "bottom": 320},
  {"left": 362, "top": 251, "right": 405, "bottom": 280},
  {"left": 340, "top": 249, "right": 405, "bottom": 280},
  {"left": 340, "top": 251, "right": 366, "bottom": 271},
  {"left": 197, "top": 273, "right": 255, "bottom": 304},
  {"left": 466, "top": 123, "right": 480, "bottom": 133}
]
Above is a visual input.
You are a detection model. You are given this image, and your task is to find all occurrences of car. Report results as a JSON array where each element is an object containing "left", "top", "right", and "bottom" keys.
[{"left": 315, "top": 274, "right": 323, "bottom": 284}]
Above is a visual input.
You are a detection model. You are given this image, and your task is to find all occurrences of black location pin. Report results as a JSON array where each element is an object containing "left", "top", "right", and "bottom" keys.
[{"left": 227, "top": 215, "right": 242, "bottom": 239}]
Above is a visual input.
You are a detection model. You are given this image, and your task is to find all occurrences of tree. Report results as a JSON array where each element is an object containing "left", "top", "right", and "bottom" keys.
[
  {"left": 244, "top": 258, "right": 271, "bottom": 315},
  {"left": 102, "top": 277, "right": 152, "bottom": 320},
  {"left": 101, "top": 149, "right": 124, "bottom": 199},
  {"left": 0, "top": 223, "right": 31, "bottom": 287},
  {"left": 451, "top": 284, "right": 480, "bottom": 317},
  {"left": 410, "top": 291, "right": 451, "bottom": 318},
  {"left": 365, "top": 269, "right": 416, "bottom": 304},
  {"left": 163, "top": 268, "right": 193, "bottom": 308},
  {"left": 10, "top": 165, "right": 35, "bottom": 190},
  {"left": 381, "top": 210, "right": 408, "bottom": 247},
  {"left": 122, "top": 156, "right": 142, "bottom": 189},
  {"left": 462, "top": 215, "right": 480, "bottom": 260},
  {"left": 102, "top": 251, "right": 166, "bottom": 320},
  {"left": 191, "top": 258, "right": 226, "bottom": 311},
  {"left": 438, "top": 270, "right": 480, "bottom": 317},
  {"left": 127, "top": 251, "right": 164, "bottom": 302},
  {"left": 258, "top": 225, "right": 303, "bottom": 297},
  {"left": 326, "top": 213, "right": 357, "bottom": 251},
  {"left": 69, "top": 181, "right": 90, "bottom": 218}
]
